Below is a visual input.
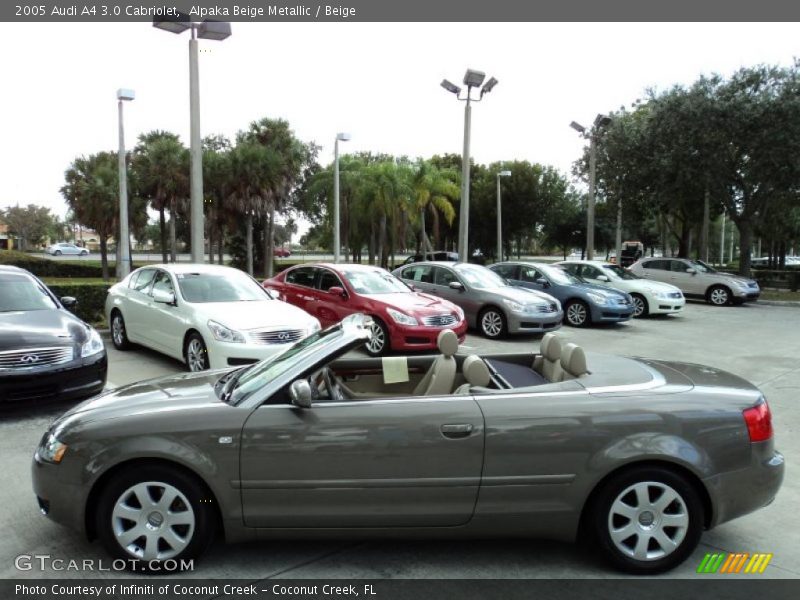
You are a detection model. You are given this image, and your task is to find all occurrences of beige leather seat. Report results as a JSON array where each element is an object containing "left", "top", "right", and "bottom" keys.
[
  {"left": 454, "top": 355, "right": 492, "bottom": 394},
  {"left": 560, "top": 343, "right": 589, "bottom": 380},
  {"left": 413, "top": 329, "right": 459, "bottom": 396},
  {"left": 534, "top": 333, "right": 563, "bottom": 382}
]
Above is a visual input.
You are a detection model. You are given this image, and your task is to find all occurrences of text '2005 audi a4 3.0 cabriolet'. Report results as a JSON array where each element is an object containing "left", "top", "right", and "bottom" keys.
[{"left": 32, "top": 315, "right": 783, "bottom": 574}]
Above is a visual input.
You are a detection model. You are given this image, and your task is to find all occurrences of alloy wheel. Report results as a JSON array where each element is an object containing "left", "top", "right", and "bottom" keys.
[
  {"left": 607, "top": 481, "right": 689, "bottom": 562},
  {"left": 111, "top": 481, "right": 195, "bottom": 561},
  {"left": 481, "top": 310, "right": 503, "bottom": 337},
  {"left": 566, "top": 302, "right": 588, "bottom": 326},
  {"left": 186, "top": 339, "right": 207, "bottom": 372},
  {"left": 112, "top": 315, "right": 125, "bottom": 347},
  {"left": 709, "top": 287, "right": 729, "bottom": 306},
  {"left": 366, "top": 322, "right": 386, "bottom": 355},
  {"left": 632, "top": 296, "right": 646, "bottom": 317}
]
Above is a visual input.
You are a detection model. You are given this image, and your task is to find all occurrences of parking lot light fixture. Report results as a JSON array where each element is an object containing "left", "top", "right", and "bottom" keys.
[
  {"left": 570, "top": 114, "right": 610, "bottom": 260},
  {"left": 334, "top": 132, "right": 351, "bottom": 264},
  {"left": 496, "top": 170, "right": 511, "bottom": 261},
  {"left": 116, "top": 88, "right": 135, "bottom": 279},
  {"left": 153, "top": 14, "right": 232, "bottom": 264},
  {"left": 442, "top": 68, "right": 500, "bottom": 262}
]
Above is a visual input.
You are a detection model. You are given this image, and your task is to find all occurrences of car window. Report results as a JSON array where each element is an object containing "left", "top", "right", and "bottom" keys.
[
  {"left": 492, "top": 264, "right": 518, "bottom": 279},
  {"left": 341, "top": 269, "right": 409, "bottom": 294},
  {"left": 178, "top": 271, "right": 270, "bottom": 303},
  {"left": 131, "top": 268, "right": 156, "bottom": 292},
  {"left": 286, "top": 267, "right": 316, "bottom": 288},
  {"left": 0, "top": 274, "right": 57, "bottom": 311},
  {"left": 402, "top": 265, "right": 433, "bottom": 283},
  {"left": 151, "top": 271, "right": 175, "bottom": 296},
  {"left": 433, "top": 266, "right": 458, "bottom": 286},
  {"left": 668, "top": 260, "right": 690, "bottom": 273},
  {"left": 601, "top": 264, "right": 639, "bottom": 280},
  {"left": 454, "top": 265, "right": 506, "bottom": 289},
  {"left": 519, "top": 266, "right": 542, "bottom": 283},
  {"left": 643, "top": 260, "right": 667, "bottom": 270},
  {"left": 317, "top": 270, "right": 343, "bottom": 291}
]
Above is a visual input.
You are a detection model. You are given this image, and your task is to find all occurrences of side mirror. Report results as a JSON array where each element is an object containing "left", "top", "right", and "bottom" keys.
[
  {"left": 686, "top": 268, "right": 697, "bottom": 275},
  {"left": 60, "top": 296, "right": 78, "bottom": 309},
  {"left": 328, "top": 286, "right": 347, "bottom": 298},
  {"left": 290, "top": 380, "right": 312, "bottom": 409},
  {"left": 535, "top": 278, "right": 549, "bottom": 287},
  {"left": 152, "top": 289, "right": 176, "bottom": 305},
  {"left": 448, "top": 281, "right": 465, "bottom": 291},
  {"left": 596, "top": 275, "right": 610, "bottom": 282}
]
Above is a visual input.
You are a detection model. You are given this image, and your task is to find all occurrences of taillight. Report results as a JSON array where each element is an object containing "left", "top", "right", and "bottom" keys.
[{"left": 743, "top": 400, "right": 773, "bottom": 442}]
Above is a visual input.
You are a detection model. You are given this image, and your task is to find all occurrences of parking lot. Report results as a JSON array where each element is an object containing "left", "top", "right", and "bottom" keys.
[{"left": 1, "top": 301, "right": 798, "bottom": 580}]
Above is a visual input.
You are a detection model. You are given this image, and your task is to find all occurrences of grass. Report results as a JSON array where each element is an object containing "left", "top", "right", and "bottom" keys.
[
  {"left": 759, "top": 290, "right": 800, "bottom": 302},
  {"left": 41, "top": 277, "right": 112, "bottom": 285}
]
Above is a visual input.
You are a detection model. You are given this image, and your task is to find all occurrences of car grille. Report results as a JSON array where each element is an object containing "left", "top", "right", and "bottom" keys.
[
  {"left": 0, "top": 347, "right": 74, "bottom": 370},
  {"left": 537, "top": 303, "right": 559, "bottom": 313},
  {"left": 748, "top": 282, "right": 759, "bottom": 289},
  {"left": 248, "top": 329, "right": 305, "bottom": 345},
  {"left": 422, "top": 314, "right": 458, "bottom": 327}
]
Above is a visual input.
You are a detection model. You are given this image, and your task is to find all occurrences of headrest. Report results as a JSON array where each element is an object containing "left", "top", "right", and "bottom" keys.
[
  {"left": 542, "top": 333, "right": 562, "bottom": 361},
  {"left": 437, "top": 329, "right": 459, "bottom": 357},
  {"left": 462, "top": 355, "right": 491, "bottom": 387},
  {"left": 561, "top": 343, "right": 588, "bottom": 376}
]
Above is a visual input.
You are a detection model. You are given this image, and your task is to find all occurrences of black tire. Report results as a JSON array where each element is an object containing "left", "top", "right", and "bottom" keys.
[
  {"left": 365, "top": 317, "right": 390, "bottom": 356},
  {"left": 631, "top": 294, "right": 649, "bottom": 318},
  {"left": 590, "top": 466, "right": 704, "bottom": 575},
  {"left": 54, "top": 250, "right": 62, "bottom": 256},
  {"left": 565, "top": 299, "right": 591, "bottom": 327},
  {"left": 81, "top": 250, "right": 89, "bottom": 256},
  {"left": 706, "top": 285, "right": 731, "bottom": 306},
  {"left": 184, "top": 332, "right": 210, "bottom": 372},
  {"left": 95, "top": 464, "right": 215, "bottom": 572},
  {"left": 110, "top": 310, "right": 131, "bottom": 351},
  {"left": 479, "top": 306, "right": 507, "bottom": 339}
]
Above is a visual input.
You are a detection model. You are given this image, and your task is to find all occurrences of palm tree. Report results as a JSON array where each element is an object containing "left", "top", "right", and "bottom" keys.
[{"left": 410, "top": 160, "right": 459, "bottom": 254}]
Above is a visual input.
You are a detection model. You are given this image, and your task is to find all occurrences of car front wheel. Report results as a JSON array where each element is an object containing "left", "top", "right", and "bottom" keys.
[
  {"left": 591, "top": 466, "right": 704, "bottom": 574},
  {"left": 631, "top": 294, "right": 649, "bottom": 318},
  {"left": 479, "top": 307, "right": 506, "bottom": 338},
  {"left": 365, "top": 317, "right": 389, "bottom": 356},
  {"left": 707, "top": 285, "right": 731, "bottom": 306},
  {"left": 95, "top": 465, "right": 215, "bottom": 572},
  {"left": 110, "top": 311, "right": 131, "bottom": 350},
  {"left": 565, "top": 300, "right": 590, "bottom": 327},
  {"left": 54, "top": 250, "right": 62, "bottom": 256},
  {"left": 184, "top": 333, "right": 209, "bottom": 371}
]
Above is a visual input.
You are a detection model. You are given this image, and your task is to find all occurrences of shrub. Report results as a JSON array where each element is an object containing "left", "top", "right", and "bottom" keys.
[
  {"left": 47, "top": 282, "right": 110, "bottom": 326},
  {"left": 0, "top": 249, "right": 106, "bottom": 278}
]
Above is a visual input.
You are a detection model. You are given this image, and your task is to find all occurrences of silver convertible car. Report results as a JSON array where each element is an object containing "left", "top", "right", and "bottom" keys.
[{"left": 32, "top": 315, "right": 783, "bottom": 574}]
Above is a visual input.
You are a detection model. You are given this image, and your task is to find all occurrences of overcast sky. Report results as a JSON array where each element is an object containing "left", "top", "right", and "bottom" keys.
[{"left": 1, "top": 22, "right": 798, "bottom": 224}]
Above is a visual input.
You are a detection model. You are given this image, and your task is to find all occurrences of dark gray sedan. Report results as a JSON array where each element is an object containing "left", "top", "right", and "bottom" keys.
[
  {"left": 32, "top": 315, "right": 783, "bottom": 574},
  {"left": 491, "top": 261, "right": 635, "bottom": 327},
  {"left": 392, "top": 261, "right": 562, "bottom": 338}
]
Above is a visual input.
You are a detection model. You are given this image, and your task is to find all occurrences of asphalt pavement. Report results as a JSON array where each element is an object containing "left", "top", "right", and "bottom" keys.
[{"left": 1, "top": 301, "right": 798, "bottom": 580}]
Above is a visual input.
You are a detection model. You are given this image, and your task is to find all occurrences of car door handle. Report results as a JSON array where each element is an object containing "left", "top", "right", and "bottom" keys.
[{"left": 440, "top": 423, "right": 474, "bottom": 439}]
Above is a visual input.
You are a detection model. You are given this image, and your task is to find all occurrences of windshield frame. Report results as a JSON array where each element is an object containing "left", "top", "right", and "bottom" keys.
[
  {"left": 537, "top": 264, "right": 581, "bottom": 286},
  {"left": 453, "top": 264, "right": 508, "bottom": 290},
  {"left": 600, "top": 264, "right": 641, "bottom": 281},
  {"left": 0, "top": 273, "right": 59, "bottom": 312},
  {"left": 176, "top": 270, "right": 273, "bottom": 304},
  {"left": 340, "top": 268, "right": 412, "bottom": 295},
  {"left": 688, "top": 259, "right": 718, "bottom": 274}
]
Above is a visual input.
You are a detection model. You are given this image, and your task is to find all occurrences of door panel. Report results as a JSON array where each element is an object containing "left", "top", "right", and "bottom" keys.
[
  {"left": 240, "top": 396, "right": 485, "bottom": 528},
  {"left": 124, "top": 268, "right": 157, "bottom": 344},
  {"left": 314, "top": 269, "right": 352, "bottom": 326},
  {"left": 147, "top": 270, "right": 186, "bottom": 358}
]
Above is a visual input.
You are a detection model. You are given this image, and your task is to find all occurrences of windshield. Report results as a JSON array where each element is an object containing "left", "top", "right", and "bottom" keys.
[
  {"left": 539, "top": 264, "right": 581, "bottom": 285},
  {"left": 454, "top": 265, "right": 507, "bottom": 289},
  {"left": 341, "top": 269, "right": 410, "bottom": 294},
  {"left": 230, "top": 325, "right": 344, "bottom": 404},
  {"left": 688, "top": 260, "right": 717, "bottom": 274},
  {"left": 0, "top": 275, "right": 57, "bottom": 312},
  {"left": 602, "top": 264, "right": 641, "bottom": 280},
  {"left": 177, "top": 271, "right": 270, "bottom": 303}
]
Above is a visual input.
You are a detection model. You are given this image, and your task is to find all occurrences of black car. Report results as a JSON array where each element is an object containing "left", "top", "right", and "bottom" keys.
[
  {"left": 403, "top": 251, "right": 459, "bottom": 265},
  {"left": 0, "top": 266, "right": 107, "bottom": 403}
]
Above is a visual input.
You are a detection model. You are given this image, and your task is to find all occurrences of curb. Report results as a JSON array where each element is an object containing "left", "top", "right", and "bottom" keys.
[{"left": 756, "top": 300, "right": 800, "bottom": 307}]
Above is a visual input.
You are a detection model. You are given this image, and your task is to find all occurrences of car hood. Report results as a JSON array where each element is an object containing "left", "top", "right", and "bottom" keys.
[
  {"left": 52, "top": 369, "right": 227, "bottom": 432},
  {"left": 573, "top": 281, "right": 629, "bottom": 299},
  {"left": 622, "top": 279, "right": 681, "bottom": 294},
  {"left": 717, "top": 272, "right": 758, "bottom": 285},
  {"left": 361, "top": 292, "right": 459, "bottom": 316},
  {"left": 489, "top": 286, "right": 557, "bottom": 306},
  {"left": 195, "top": 300, "right": 317, "bottom": 331},
  {"left": 0, "top": 309, "right": 88, "bottom": 350}
]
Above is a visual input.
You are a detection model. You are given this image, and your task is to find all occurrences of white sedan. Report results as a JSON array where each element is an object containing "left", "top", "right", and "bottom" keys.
[
  {"left": 105, "top": 264, "right": 320, "bottom": 371},
  {"left": 47, "top": 242, "right": 89, "bottom": 256},
  {"left": 558, "top": 260, "right": 685, "bottom": 317}
]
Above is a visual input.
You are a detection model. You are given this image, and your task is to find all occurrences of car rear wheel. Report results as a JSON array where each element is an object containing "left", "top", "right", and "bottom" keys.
[
  {"left": 591, "top": 466, "right": 704, "bottom": 574},
  {"left": 81, "top": 250, "right": 89, "bottom": 256},
  {"left": 110, "top": 311, "right": 131, "bottom": 350},
  {"left": 365, "top": 318, "right": 389, "bottom": 356},
  {"left": 184, "top": 333, "right": 209, "bottom": 372},
  {"left": 54, "top": 250, "right": 62, "bottom": 256},
  {"left": 565, "top": 300, "right": 590, "bottom": 327},
  {"left": 95, "top": 464, "right": 215, "bottom": 572},
  {"left": 631, "top": 294, "right": 649, "bottom": 318},
  {"left": 479, "top": 307, "right": 506, "bottom": 338},
  {"left": 707, "top": 285, "right": 731, "bottom": 306}
]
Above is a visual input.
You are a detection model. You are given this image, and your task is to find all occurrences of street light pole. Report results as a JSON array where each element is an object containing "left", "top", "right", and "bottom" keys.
[
  {"left": 496, "top": 170, "right": 511, "bottom": 261},
  {"left": 441, "top": 70, "right": 499, "bottom": 263},
  {"left": 333, "top": 132, "right": 351, "bottom": 264},
  {"left": 153, "top": 16, "right": 232, "bottom": 265},
  {"left": 116, "top": 88, "right": 135, "bottom": 279}
]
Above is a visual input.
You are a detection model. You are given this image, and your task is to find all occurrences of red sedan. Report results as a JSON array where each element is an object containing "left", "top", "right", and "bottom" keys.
[
  {"left": 274, "top": 248, "right": 292, "bottom": 258},
  {"left": 264, "top": 263, "right": 467, "bottom": 355}
]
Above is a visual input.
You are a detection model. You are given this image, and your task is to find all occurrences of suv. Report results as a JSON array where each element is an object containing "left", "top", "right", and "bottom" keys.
[{"left": 628, "top": 257, "right": 760, "bottom": 306}]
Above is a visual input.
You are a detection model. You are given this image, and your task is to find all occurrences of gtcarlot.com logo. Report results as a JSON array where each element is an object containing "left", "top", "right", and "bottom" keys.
[{"left": 697, "top": 552, "right": 773, "bottom": 574}]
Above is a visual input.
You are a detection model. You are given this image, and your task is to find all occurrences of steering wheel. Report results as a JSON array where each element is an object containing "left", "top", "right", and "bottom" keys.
[
  {"left": 322, "top": 367, "right": 347, "bottom": 402},
  {"left": 308, "top": 367, "right": 346, "bottom": 402}
]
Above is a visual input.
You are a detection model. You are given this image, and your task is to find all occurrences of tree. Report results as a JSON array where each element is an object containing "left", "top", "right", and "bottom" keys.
[{"left": 1, "top": 204, "right": 55, "bottom": 251}]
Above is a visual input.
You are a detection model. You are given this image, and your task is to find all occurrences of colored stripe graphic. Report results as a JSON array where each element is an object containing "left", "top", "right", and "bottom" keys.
[{"left": 699, "top": 552, "right": 773, "bottom": 574}]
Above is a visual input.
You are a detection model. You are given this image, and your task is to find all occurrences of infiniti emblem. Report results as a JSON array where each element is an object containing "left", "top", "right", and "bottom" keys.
[
  {"left": 277, "top": 332, "right": 290, "bottom": 341},
  {"left": 20, "top": 355, "right": 40, "bottom": 364}
]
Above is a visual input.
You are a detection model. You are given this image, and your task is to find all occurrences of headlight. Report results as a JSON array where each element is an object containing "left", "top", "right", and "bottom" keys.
[
  {"left": 207, "top": 320, "right": 246, "bottom": 343},
  {"left": 308, "top": 320, "right": 321, "bottom": 334},
  {"left": 502, "top": 298, "right": 524, "bottom": 312},
  {"left": 386, "top": 308, "right": 418, "bottom": 326},
  {"left": 37, "top": 433, "right": 68, "bottom": 464},
  {"left": 733, "top": 281, "right": 750, "bottom": 289},
  {"left": 80, "top": 328, "right": 104, "bottom": 357},
  {"left": 453, "top": 305, "right": 465, "bottom": 320},
  {"left": 586, "top": 292, "right": 608, "bottom": 305}
]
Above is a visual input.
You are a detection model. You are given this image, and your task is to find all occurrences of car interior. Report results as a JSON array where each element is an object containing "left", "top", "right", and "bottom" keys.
[{"left": 306, "top": 331, "right": 590, "bottom": 402}]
